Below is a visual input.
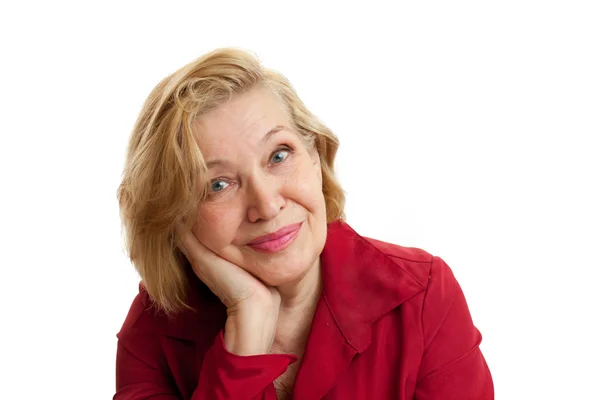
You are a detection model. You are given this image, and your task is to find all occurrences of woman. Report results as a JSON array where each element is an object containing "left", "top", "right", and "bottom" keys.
[{"left": 115, "top": 48, "right": 493, "bottom": 399}]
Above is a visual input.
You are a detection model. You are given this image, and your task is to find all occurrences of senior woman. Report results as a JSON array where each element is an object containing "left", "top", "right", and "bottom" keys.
[{"left": 115, "top": 48, "right": 493, "bottom": 400}]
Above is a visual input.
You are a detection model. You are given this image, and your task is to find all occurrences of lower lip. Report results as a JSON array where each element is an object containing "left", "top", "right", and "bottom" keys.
[{"left": 248, "top": 223, "right": 302, "bottom": 254}]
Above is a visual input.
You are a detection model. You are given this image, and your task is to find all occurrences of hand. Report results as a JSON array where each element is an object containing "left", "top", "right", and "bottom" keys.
[{"left": 176, "top": 224, "right": 280, "bottom": 356}]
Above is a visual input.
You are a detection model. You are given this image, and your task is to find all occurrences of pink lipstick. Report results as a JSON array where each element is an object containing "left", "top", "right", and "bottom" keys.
[{"left": 247, "top": 222, "right": 303, "bottom": 254}]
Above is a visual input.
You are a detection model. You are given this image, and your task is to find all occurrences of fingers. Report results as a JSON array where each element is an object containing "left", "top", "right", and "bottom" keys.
[
  {"left": 174, "top": 222, "right": 225, "bottom": 296},
  {"left": 173, "top": 222, "right": 268, "bottom": 308},
  {"left": 174, "top": 223, "right": 234, "bottom": 287},
  {"left": 174, "top": 222, "right": 201, "bottom": 264}
]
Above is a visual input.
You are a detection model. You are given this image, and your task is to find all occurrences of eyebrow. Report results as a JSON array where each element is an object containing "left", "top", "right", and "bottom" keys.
[{"left": 205, "top": 125, "right": 286, "bottom": 169}]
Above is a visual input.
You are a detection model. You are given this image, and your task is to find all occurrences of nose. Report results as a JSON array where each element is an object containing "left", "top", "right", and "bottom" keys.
[{"left": 246, "top": 172, "right": 285, "bottom": 223}]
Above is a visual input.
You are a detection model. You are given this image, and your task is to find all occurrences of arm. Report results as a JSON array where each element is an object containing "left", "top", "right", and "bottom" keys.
[
  {"left": 195, "top": 331, "right": 296, "bottom": 399},
  {"left": 115, "top": 334, "right": 179, "bottom": 400},
  {"left": 114, "top": 289, "right": 297, "bottom": 400},
  {"left": 115, "top": 226, "right": 291, "bottom": 399},
  {"left": 414, "top": 257, "right": 494, "bottom": 400},
  {"left": 115, "top": 329, "right": 296, "bottom": 400}
]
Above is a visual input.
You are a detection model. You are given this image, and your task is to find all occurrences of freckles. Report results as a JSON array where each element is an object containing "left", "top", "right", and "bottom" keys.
[
  {"left": 197, "top": 204, "right": 228, "bottom": 224},
  {"left": 283, "top": 171, "right": 321, "bottom": 204},
  {"left": 281, "top": 166, "right": 307, "bottom": 189},
  {"left": 286, "top": 157, "right": 322, "bottom": 192},
  {"left": 195, "top": 204, "right": 238, "bottom": 250}
]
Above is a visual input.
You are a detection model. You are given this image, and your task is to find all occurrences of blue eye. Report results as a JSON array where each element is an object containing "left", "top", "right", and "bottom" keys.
[
  {"left": 271, "top": 149, "right": 290, "bottom": 164},
  {"left": 210, "top": 180, "right": 228, "bottom": 192}
]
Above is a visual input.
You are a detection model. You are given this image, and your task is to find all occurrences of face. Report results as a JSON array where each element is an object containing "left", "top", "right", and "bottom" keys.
[{"left": 191, "top": 88, "right": 327, "bottom": 286}]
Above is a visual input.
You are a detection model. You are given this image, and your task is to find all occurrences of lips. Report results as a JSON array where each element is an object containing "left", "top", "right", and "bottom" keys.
[
  {"left": 247, "top": 222, "right": 303, "bottom": 253},
  {"left": 248, "top": 222, "right": 303, "bottom": 244}
]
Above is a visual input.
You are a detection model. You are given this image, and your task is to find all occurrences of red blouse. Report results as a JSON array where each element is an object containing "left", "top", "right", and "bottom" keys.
[{"left": 115, "top": 220, "right": 493, "bottom": 399}]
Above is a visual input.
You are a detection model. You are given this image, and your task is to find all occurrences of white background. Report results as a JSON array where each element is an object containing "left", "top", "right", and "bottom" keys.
[{"left": 1, "top": 1, "right": 599, "bottom": 399}]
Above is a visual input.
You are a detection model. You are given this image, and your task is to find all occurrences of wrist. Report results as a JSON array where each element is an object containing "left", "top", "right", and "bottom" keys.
[{"left": 224, "top": 314, "right": 275, "bottom": 356}]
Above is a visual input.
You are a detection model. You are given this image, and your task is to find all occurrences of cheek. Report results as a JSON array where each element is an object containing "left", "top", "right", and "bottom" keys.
[
  {"left": 284, "top": 162, "right": 325, "bottom": 210},
  {"left": 194, "top": 204, "right": 238, "bottom": 247}
]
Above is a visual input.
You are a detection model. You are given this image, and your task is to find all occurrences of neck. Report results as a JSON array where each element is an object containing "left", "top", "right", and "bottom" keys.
[
  {"left": 272, "top": 257, "right": 322, "bottom": 350},
  {"left": 276, "top": 256, "right": 322, "bottom": 313}
]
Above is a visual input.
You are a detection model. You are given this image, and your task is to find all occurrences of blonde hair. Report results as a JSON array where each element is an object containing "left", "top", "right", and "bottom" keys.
[{"left": 117, "top": 48, "right": 345, "bottom": 315}]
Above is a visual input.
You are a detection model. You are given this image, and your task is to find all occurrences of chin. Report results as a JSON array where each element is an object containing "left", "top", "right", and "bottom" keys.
[
  {"left": 240, "top": 216, "right": 327, "bottom": 286},
  {"left": 259, "top": 256, "right": 318, "bottom": 286}
]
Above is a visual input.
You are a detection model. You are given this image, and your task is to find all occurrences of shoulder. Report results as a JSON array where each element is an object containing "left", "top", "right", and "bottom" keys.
[
  {"left": 362, "top": 235, "right": 442, "bottom": 288},
  {"left": 325, "top": 220, "right": 455, "bottom": 290},
  {"left": 116, "top": 283, "right": 163, "bottom": 340},
  {"left": 362, "top": 235, "right": 467, "bottom": 335},
  {"left": 117, "top": 282, "right": 225, "bottom": 342},
  {"left": 362, "top": 233, "right": 463, "bottom": 312}
]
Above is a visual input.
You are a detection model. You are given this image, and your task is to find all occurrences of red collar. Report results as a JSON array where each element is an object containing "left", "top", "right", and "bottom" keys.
[{"left": 318, "top": 220, "right": 426, "bottom": 351}]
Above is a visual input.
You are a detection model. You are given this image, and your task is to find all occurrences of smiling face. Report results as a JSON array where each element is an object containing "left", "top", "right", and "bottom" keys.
[{"left": 191, "top": 88, "right": 328, "bottom": 286}]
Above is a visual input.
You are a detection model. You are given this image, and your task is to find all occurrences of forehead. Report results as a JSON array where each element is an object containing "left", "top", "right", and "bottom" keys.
[{"left": 192, "top": 88, "right": 290, "bottom": 150}]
